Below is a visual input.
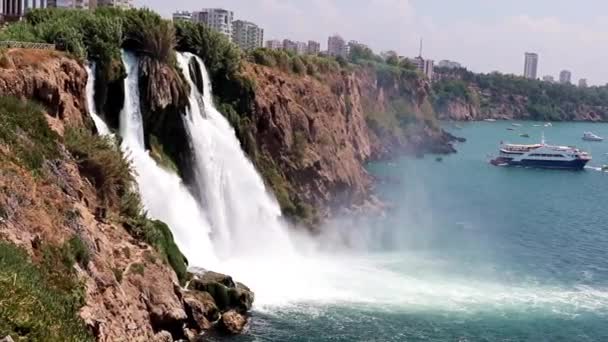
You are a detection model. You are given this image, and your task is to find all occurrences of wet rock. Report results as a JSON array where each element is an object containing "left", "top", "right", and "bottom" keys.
[
  {"left": 183, "top": 291, "right": 220, "bottom": 330},
  {"left": 219, "top": 310, "right": 248, "bottom": 335},
  {"left": 187, "top": 271, "right": 254, "bottom": 312}
]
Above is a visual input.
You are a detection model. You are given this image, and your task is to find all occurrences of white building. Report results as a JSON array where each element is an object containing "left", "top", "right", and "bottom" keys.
[
  {"left": 295, "top": 41, "right": 307, "bottom": 55},
  {"left": 327, "top": 35, "right": 347, "bottom": 57},
  {"left": 559, "top": 70, "right": 572, "bottom": 84},
  {"left": 192, "top": 8, "right": 234, "bottom": 41},
  {"left": 410, "top": 56, "right": 434, "bottom": 80},
  {"left": 542, "top": 75, "right": 555, "bottom": 83},
  {"left": 2, "top": 0, "right": 48, "bottom": 21},
  {"left": 47, "top": 0, "right": 90, "bottom": 9},
  {"left": 265, "top": 39, "right": 282, "bottom": 50},
  {"left": 172, "top": 11, "right": 192, "bottom": 22},
  {"left": 524, "top": 52, "right": 538, "bottom": 79},
  {"left": 282, "top": 39, "right": 297, "bottom": 53},
  {"left": 232, "top": 20, "right": 264, "bottom": 51}
]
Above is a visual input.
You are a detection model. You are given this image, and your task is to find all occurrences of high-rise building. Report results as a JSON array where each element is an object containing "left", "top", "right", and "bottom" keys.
[
  {"left": 95, "top": 0, "right": 131, "bottom": 9},
  {"left": 542, "top": 75, "right": 555, "bottom": 83},
  {"left": 265, "top": 39, "right": 282, "bottom": 50},
  {"left": 295, "top": 41, "right": 307, "bottom": 55},
  {"left": 2, "top": 0, "right": 48, "bottom": 21},
  {"left": 423, "top": 59, "right": 434, "bottom": 79},
  {"left": 172, "top": 11, "right": 192, "bottom": 22},
  {"left": 232, "top": 20, "right": 264, "bottom": 51},
  {"left": 559, "top": 70, "right": 572, "bottom": 84},
  {"left": 327, "top": 35, "right": 347, "bottom": 57},
  {"left": 192, "top": 8, "right": 234, "bottom": 41},
  {"left": 578, "top": 78, "right": 588, "bottom": 88},
  {"left": 307, "top": 40, "right": 320, "bottom": 55},
  {"left": 524, "top": 52, "right": 538, "bottom": 79}
]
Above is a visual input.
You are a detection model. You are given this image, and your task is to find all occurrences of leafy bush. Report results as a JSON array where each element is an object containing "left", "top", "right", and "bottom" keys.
[
  {"left": 0, "top": 97, "right": 60, "bottom": 172},
  {"left": 122, "top": 9, "right": 175, "bottom": 63},
  {"left": 0, "top": 241, "right": 92, "bottom": 341}
]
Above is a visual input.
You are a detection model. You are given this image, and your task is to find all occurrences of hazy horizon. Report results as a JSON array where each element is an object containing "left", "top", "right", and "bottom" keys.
[{"left": 136, "top": 0, "right": 608, "bottom": 85}]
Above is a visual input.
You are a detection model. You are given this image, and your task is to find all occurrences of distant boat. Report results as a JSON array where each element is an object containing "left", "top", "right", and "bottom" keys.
[
  {"left": 544, "top": 123, "right": 553, "bottom": 127},
  {"left": 583, "top": 132, "right": 604, "bottom": 142},
  {"left": 484, "top": 119, "right": 497, "bottom": 122},
  {"left": 507, "top": 128, "right": 515, "bottom": 131},
  {"left": 520, "top": 133, "right": 530, "bottom": 138},
  {"left": 512, "top": 123, "right": 522, "bottom": 127}
]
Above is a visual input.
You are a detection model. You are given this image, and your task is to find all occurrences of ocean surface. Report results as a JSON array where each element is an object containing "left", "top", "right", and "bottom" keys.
[{"left": 216, "top": 121, "right": 608, "bottom": 341}]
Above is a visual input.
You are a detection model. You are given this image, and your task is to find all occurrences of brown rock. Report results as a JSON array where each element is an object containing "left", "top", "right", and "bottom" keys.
[
  {"left": 183, "top": 291, "right": 220, "bottom": 330},
  {"left": 219, "top": 310, "right": 248, "bottom": 335},
  {"left": 153, "top": 331, "right": 173, "bottom": 342}
]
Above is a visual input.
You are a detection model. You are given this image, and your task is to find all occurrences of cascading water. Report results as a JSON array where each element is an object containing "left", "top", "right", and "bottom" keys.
[
  {"left": 175, "top": 53, "right": 295, "bottom": 259},
  {"left": 118, "top": 51, "right": 217, "bottom": 267},
  {"left": 85, "top": 63, "right": 110, "bottom": 136},
  {"left": 84, "top": 51, "right": 608, "bottom": 321}
]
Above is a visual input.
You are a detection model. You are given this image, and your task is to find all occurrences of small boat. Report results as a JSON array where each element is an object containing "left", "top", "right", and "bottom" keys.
[
  {"left": 484, "top": 119, "right": 497, "bottom": 122},
  {"left": 582, "top": 132, "right": 604, "bottom": 142},
  {"left": 507, "top": 128, "right": 515, "bottom": 131},
  {"left": 544, "top": 123, "right": 553, "bottom": 127},
  {"left": 512, "top": 123, "right": 522, "bottom": 127},
  {"left": 520, "top": 133, "right": 530, "bottom": 138}
]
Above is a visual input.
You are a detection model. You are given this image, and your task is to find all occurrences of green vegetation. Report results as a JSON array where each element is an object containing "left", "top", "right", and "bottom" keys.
[
  {"left": 131, "top": 262, "right": 145, "bottom": 276},
  {"left": 0, "top": 241, "right": 92, "bottom": 341},
  {"left": 434, "top": 67, "right": 608, "bottom": 121},
  {"left": 247, "top": 48, "right": 340, "bottom": 76},
  {"left": 63, "top": 127, "right": 188, "bottom": 284},
  {"left": 0, "top": 97, "right": 60, "bottom": 172}
]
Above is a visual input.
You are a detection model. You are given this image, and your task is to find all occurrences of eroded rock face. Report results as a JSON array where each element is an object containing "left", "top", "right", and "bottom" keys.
[
  {"left": 0, "top": 49, "right": 90, "bottom": 132},
  {"left": 187, "top": 271, "right": 254, "bottom": 313},
  {"left": 219, "top": 310, "right": 248, "bottom": 335}
]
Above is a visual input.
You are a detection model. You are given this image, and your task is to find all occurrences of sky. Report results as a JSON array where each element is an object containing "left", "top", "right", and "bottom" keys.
[{"left": 136, "top": 0, "right": 608, "bottom": 85}]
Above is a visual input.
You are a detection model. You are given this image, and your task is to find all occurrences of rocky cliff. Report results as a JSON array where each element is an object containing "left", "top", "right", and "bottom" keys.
[
  {"left": 0, "top": 49, "right": 252, "bottom": 342},
  {"left": 433, "top": 68, "right": 608, "bottom": 122},
  {"left": 241, "top": 63, "right": 457, "bottom": 221}
]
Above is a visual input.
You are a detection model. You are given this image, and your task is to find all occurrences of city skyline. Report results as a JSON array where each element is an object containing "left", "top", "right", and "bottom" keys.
[{"left": 136, "top": 0, "right": 608, "bottom": 86}]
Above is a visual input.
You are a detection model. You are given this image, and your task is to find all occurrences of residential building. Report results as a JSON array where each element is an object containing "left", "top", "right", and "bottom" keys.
[
  {"left": 423, "top": 59, "right": 434, "bottom": 80},
  {"left": 172, "top": 11, "right": 192, "bottom": 22},
  {"left": 346, "top": 40, "right": 369, "bottom": 55},
  {"left": 438, "top": 59, "right": 462, "bottom": 69},
  {"left": 327, "top": 35, "right": 347, "bottom": 57},
  {"left": 523, "top": 52, "right": 538, "bottom": 79},
  {"left": 192, "top": 8, "right": 234, "bottom": 41},
  {"left": 232, "top": 20, "right": 264, "bottom": 51},
  {"left": 2, "top": 0, "right": 48, "bottom": 21},
  {"left": 295, "top": 41, "right": 307, "bottom": 55},
  {"left": 578, "top": 78, "right": 588, "bottom": 88},
  {"left": 47, "top": 0, "right": 90, "bottom": 9},
  {"left": 307, "top": 40, "right": 320, "bottom": 55},
  {"left": 96, "top": 0, "right": 131, "bottom": 8},
  {"left": 559, "top": 70, "right": 572, "bottom": 84},
  {"left": 265, "top": 39, "right": 282, "bottom": 50},
  {"left": 542, "top": 75, "right": 555, "bottom": 83},
  {"left": 282, "top": 39, "right": 297, "bottom": 53}
]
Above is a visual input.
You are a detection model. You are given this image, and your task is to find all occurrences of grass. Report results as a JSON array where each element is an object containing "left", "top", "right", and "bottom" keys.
[
  {"left": 0, "top": 241, "right": 92, "bottom": 341},
  {"left": 0, "top": 97, "right": 60, "bottom": 172}
]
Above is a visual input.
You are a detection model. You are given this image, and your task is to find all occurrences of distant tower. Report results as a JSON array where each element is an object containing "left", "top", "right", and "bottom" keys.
[
  {"left": 524, "top": 52, "right": 539, "bottom": 79},
  {"left": 418, "top": 38, "right": 423, "bottom": 57}
]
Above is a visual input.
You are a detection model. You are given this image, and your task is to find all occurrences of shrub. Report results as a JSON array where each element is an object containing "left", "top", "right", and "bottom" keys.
[
  {"left": 0, "top": 241, "right": 92, "bottom": 341},
  {"left": 68, "top": 236, "right": 90, "bottom": 268},
  {"left": 123, "top": 9, "right": 175, "bottom": 63},
  {"left": 0, "top": 97, "right": 60, "bottom": 172},
  {"left": 64, "top": 126, "right": 134, "bottom": 211}
]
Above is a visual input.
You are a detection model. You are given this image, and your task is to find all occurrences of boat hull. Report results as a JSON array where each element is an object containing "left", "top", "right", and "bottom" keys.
[{"left": 491, "top": 157, "right": 590, "bottom": 170}]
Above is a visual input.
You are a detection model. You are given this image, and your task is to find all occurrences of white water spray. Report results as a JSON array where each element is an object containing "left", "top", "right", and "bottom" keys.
[
  {"left": 119, "top": 51, "right": 217, "bottom": 267},
  {"left": 85, "top": 63, "right": 110, "bottom": 135}
]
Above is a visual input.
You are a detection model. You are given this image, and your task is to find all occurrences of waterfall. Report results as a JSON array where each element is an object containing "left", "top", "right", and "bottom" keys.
[
  {"left": 118, "top": 51, "right": 218, "bottom": 267},
  {"left": 175, "top": 52, "right": 296, "bottom": 259},
  {"left": 85, "top": 63, "right": 110, "bottom": 136}
]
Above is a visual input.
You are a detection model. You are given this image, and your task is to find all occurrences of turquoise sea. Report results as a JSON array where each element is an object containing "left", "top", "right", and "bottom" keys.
[{"left": 222, "top": 121, "right": 608, "bottom": 341}]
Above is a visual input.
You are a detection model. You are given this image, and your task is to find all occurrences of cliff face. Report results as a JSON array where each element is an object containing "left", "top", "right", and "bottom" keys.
[
  {"left": 242, "top": 63, "right": 456, "bottom": 218},
  {"left": 434, "top": 69, "right": 608, "bottom": 122},
  {"left": 0, "top": 49, "right": 253, "bottom": 342}
]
